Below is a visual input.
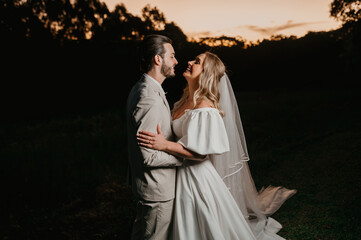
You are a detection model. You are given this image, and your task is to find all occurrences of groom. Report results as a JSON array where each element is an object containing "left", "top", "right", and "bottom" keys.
[{"left": 126, "top": 35, "right": 182, "bottom": 240}]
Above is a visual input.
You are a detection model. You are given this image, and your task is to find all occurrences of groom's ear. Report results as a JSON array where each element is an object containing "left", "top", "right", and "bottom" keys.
[{"left": 154, "top": 55, "right": 162, "bottom": 66}]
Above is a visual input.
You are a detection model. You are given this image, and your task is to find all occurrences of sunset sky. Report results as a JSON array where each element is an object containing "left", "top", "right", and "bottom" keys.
[{"left": 102, "top": 0, "right": 342, "bottom": 42}]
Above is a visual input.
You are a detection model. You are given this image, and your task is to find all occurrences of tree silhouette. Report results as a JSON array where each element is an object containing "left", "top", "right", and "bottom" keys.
[
  {"left": 0, "top": 0, "right": 52, "bottom": 42},
  {"left": 1, "top": 0, "right": 360, "bottom": 125},
  {"left": 159, "top": 22, "right": 188, "bottom": 49},
  {"left": 98, "top": 3, "right": 143, "bottom": 41},
  {"left": 331, "top": 0, "right": 361, "bottom": 23},
  {"left": 330, "top": 0, "right": 361, "bottom": 75},
  {"left": 197, "top": 35, "right": 245, "bottom": 48},
  {"left": 0, "top": 0, "right": 110, "bottom": 43},
  {"left": 141, "top": 4, "right": 166, "bottom": 31},
  {"left": 36, "top": 0, "right": 108, "bottom": 42}
]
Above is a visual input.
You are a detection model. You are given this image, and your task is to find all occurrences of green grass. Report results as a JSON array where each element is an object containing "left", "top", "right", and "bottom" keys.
[
  {"left": 1, "top": 88, "right": 360, "bottom": 239},
  {"left": 237, "top": 88, "right": 361, "bottom": 239}
]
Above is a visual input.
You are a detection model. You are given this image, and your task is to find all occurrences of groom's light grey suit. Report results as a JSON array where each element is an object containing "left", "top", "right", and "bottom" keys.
[{"left": 126, "top": 74, "right": 182, "bottom": 240}]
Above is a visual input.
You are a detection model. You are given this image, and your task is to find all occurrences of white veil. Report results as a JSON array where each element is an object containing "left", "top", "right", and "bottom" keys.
[{"left": 210, "top": 74, "right": 297, "bottom": 239}]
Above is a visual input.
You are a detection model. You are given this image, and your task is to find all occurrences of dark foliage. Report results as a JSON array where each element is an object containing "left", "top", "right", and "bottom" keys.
[
  {"left": 331, "top": 0, "right": 361, "bottom": 23},
  {"left": 1, "top": 0, "right": 360, "bottom": 124}
]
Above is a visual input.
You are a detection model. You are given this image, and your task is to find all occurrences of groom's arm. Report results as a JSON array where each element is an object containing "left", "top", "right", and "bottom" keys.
[{"left": 133, "top": 96, "right": 182, "bottom": 167}]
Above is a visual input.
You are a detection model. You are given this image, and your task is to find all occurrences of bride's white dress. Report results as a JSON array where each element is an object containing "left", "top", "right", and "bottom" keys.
[{"left": 171, "top": 108, "right": 286, "bottom": 240}]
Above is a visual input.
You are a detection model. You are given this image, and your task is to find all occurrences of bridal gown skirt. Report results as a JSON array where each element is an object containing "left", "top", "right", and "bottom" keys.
[{"left": 172, "top": 159, "right": 257, "bottom": 240}]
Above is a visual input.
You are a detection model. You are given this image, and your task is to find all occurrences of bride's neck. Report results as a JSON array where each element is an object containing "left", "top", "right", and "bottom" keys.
[{"left": 188, "top": 83, "right": 197, "bottom": 102}]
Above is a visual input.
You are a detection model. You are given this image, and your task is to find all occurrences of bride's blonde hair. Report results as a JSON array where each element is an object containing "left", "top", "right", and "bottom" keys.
[{"left": 172, "top": 52, "right": 226, "bottom": 117}]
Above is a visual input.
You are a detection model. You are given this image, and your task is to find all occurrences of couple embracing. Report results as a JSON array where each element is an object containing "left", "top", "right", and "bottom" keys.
[{"left": 126, "top": 35, "right": 296, "bottom": 240}]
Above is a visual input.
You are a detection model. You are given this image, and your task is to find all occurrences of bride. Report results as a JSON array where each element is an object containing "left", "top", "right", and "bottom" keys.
[{"left": 137, "top": 52, "right": 296, "bottom": 240}]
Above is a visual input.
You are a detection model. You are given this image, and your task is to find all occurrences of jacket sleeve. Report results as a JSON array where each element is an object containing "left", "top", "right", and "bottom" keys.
[{"left": 133, "top": 96, "right": 182, "bottom": 167}]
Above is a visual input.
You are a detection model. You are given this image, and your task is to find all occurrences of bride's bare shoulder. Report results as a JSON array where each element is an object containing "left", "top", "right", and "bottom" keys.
[{"left": 194, "top": 100, "right": 214, "bottom": 109}]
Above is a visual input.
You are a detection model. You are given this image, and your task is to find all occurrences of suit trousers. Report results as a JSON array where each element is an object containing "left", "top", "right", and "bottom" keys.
[{"left": 131, "top": 199, "right": 174, "bottom": 240}]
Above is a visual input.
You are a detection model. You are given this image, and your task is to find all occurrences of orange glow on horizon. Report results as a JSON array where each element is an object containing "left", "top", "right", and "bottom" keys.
[{"left": 102, "top": 0, "right": 341, "bottom": 42}]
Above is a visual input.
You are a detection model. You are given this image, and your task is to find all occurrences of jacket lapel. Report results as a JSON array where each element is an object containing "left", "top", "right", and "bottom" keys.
[
  {"left": 143, "top": 74, "right": 171, "bottom": 115},
  {"left": 159, "top": 91, "right": 171, "bottom": 114}
]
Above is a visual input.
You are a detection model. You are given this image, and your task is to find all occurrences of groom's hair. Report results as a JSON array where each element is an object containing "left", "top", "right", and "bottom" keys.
[{"left": 140, "top": 34, "right": 172, "bottom": 73}]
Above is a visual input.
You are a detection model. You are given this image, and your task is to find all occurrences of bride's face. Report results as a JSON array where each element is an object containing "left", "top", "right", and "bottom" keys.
[{"left": 183, "top": 54, "right": 205, "bottom": 83}]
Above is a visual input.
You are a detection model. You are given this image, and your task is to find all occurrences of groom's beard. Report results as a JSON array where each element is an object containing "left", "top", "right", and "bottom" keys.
[{"left": 161, "top": 62, "right": 175, "bottom": 78}]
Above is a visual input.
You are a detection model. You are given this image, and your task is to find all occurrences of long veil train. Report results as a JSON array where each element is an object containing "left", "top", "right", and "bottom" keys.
[{"left": 210, "top": 74, "right": 297, "bottom": 239}]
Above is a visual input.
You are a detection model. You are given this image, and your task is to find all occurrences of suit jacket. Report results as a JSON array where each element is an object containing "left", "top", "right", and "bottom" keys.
[{"left": 126, "top": 74, "right": 182, "bottom": 202}]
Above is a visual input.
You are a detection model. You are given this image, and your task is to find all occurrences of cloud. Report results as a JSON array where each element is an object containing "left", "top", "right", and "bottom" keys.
[
  {"left": 244, "top": 20, "right": 324, "bottom": 36},
  {"left": 186, "top": 20, "right": 333, "bottom": 42},
  {"left": 196, "top": 31, "right": 212, "bottom": 36}
]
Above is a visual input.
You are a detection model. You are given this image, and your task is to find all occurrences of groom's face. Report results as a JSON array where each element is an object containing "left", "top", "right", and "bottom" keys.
[{"left": 160, "top": 43, "right": 178, "bottom": 78}]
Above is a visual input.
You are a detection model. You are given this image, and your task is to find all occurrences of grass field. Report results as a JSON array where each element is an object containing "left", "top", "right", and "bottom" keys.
[{"left": 1, "top": 87, "right": 360, "bottom": 240}]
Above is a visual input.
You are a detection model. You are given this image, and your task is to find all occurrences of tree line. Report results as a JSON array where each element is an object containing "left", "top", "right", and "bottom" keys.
[{"left": 0, "top": 0, "right": 360, "bottom": 123}]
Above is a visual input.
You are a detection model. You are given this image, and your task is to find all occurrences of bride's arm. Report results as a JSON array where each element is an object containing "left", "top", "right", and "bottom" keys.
[
  {"left": 137, "top": 125, "right": 206, "bottom": 161},
  {"left": 163, "top": 141, "right": 206, "bottom": 161}
]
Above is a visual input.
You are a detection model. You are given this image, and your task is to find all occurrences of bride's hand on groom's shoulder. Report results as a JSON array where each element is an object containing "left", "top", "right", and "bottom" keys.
[{"left": 137, "top": 124, "right": 168, "bottom": 151}]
